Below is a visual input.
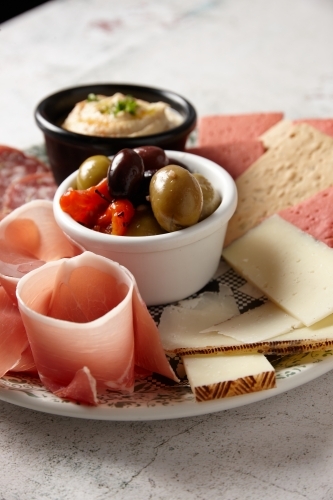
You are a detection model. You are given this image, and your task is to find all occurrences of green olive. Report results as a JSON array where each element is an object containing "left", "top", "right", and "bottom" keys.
[
  {"left": 193, "top": 173, "right": 222, "bottom": 221},
  {"left": 149, "top": 165, "right": 203, "bottom": 232},
  {"left": 76, "top": 155, "right": 111, "bottom": 190},
  {"left": 125, "top": 205, "right": 166, "bottom": 236}
]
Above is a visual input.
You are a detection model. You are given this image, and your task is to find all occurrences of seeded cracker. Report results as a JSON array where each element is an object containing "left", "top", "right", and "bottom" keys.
[
  {"left": 224, "top": 123, "right": 333, "bottom": 246},
  {"left": 259, "top": 120, "right": 294, "bottom": 149}
]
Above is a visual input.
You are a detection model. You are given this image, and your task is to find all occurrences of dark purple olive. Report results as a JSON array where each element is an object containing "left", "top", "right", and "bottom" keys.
[
  {"left": 107, "top": 148, "right": 144, "bottom": 198},
  {"left": 133, "top": 146, "right": 169, "bottom": 172},
  {"left": 130, "top": 172, "right": 152, "bottom": 206}
]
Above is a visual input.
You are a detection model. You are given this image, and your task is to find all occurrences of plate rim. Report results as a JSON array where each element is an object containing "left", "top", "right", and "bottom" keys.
[{"left": 0, "top": 353, "right": 332, "bottom": 421}]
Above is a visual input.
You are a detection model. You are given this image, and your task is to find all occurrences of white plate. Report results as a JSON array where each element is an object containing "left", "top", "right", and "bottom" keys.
[
  {"left": 0, "top": 350, "right": 332, "bottom": 420},
  {"left": 1, "top": 145, "right": 332, "bottom": 421},
  {"left": 2, "top": 258, "right": 333, "bottom": 420}
]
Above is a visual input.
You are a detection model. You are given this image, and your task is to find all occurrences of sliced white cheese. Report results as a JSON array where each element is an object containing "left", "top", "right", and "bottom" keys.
[
  {"left": 201, "top": 301, "right": 302, "bottom": 342},
  {"left": 183, "top": 353, "right": 276, "bottom": 402},
  {"left": 159, "top": 286, "right": 240, "bottom": 352},
  {"left": 177, "top": 285, "right": 234, "bottom": 311},
  {"left": 223, "top": 215, "right": 333, "bottom": 327},
  {"left": 271, "top": 312, "right": 333, "bottom": 342},
  {"left": 238, "top": 282, "right": 264, "bottom": 299}
]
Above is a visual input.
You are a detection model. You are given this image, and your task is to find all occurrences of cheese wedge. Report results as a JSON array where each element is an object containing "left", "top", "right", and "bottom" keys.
[
  {"left": 183, "top": 353, "right": 276, "bottom": 402},
  {"left": 223, "top": 215, "right": 333, "bottom": 326}
]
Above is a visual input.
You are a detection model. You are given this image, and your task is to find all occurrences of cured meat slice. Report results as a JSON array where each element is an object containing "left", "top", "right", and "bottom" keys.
[
  {"left": 132, "top": 284, "right": 179, "bottom": 381},
  {"left": 187, "top": 142, "right": 265, "bottom": 179},
  {"left": 10, "top": 345, "right": 37, "bottom": 374},
  {"left": 0, "top": 286, "right": 29, "bottom": 377},
  {"left": 0, "top": 200, "right": 83, "bottom": 303},
  {"left": 0, "top": 145, "right": 49, "bottom": 208},
  {"left": 1, "top": 172, "right": 57, "bottom": 217},
  {"left": 16, "top": 252, "right": 177, "bottom": 405},
  {"left": 51, "top": 367, "right": 98, "bottom": 406}
]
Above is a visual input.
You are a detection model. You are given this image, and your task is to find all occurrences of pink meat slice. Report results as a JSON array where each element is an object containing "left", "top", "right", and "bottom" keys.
[
  {"left": 10, "top": 345, "right": 37, "bottom": 374},
  {"left": 132, "top": 284, "right": 179, "bottom": 381},
  {"left": 187, "top": 141, "right": 265, "bottom": 179},
  {"left": 0, "top": 286, "right": 29, "bottom": 377},
  {"left": 279, "top": 186, "right": 333, "bottom": 248},
  {"left": 2, "top": 172, "right": 57, "bottom": 216},
  {"left": 16, "top": 252, "right": 177, "bottom": 405},
  {"left": 0, "top": 200, "right": 83, "bottom": 303},
  {"left": 198, "top": 112, "right": 284, "bottom": 146},
  {"left": 0, "top": 145, "right": 49, "bottom": 208},
  {"left": 53, "top": 367, "right": 98, "bottom": 406}
]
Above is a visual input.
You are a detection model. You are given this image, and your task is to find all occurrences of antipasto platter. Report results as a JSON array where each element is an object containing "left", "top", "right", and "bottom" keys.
[{"left": 2, "top": 110, "right": 333, "bottom": 419}]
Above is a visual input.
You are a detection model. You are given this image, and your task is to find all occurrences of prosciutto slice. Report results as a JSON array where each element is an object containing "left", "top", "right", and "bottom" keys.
[
  {"left": 10, "top": 345, "right": 37, "bottom": 374},
  {"left": 0, "top": 286, "right": 29, "bottom": 376},
  {"left": 0, "top": 199, "right": 83, "bottom": 303},
  {"left": 16, "top": 252, "right": 177, "bottom": 405}
]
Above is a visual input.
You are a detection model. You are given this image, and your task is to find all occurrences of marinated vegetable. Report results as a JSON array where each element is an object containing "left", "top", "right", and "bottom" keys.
[
  {"left": 94, "top": 199, "right": 135, "bottom": 236},
  {"left": 59, "top": 147, "right": 221, "bottom": 236},
  {"left": 107, "top": 148, "right": 144, "bottom": 198},
  {"left": 149, "top": 165, "right": 203, "bottom": 232},
  {"left": 133, "top": 145, "right": 169, "bottom": 173},
  {"left": 76, "top": 155, "right": 111, "bottom": 190},
  {"left": 125, "top": 205, "right": 166, "bottom": 237},
  {"left": 194, "top": 173, "right": 222, "bottom": 221},
  {"left": 59, "top": 177, "right": 110, "bottom": 226}
]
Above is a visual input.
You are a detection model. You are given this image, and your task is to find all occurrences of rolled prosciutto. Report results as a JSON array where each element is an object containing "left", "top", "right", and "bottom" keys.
[
  {"left": 16, "top": 252, "right": 177, "bottom": 405},
  {"left": 0, "top": 199, "right": 83, "bottom": 303}
]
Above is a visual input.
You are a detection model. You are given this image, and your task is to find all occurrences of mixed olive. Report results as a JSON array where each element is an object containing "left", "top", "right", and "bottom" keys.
[{"left": 60, "top": 146, "right": 222, "bottom": 236}]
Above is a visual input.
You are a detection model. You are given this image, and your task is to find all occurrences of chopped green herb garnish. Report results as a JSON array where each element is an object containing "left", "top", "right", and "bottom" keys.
[
  {"left": 112, "top": 95, "right": 138, "bottom": 116},
  {"left": 87, "top": 93, "right": 99, "bottom": 102}
]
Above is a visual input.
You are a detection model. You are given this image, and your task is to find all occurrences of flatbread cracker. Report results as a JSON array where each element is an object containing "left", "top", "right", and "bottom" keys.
[
  {"left": 260, "top": 119, "right": 333, "bottom": 149},
  {"left": 225, "top": 123, "right": 333, "bottom": 246},
  {"left": 259, "top": 120, "right": 293, "bottom": 149},
  {"left": 294, "top": 118, "right": 333, "bottom": 138}
]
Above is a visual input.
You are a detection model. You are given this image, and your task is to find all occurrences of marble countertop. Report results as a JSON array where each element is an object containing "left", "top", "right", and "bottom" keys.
[{"left": 1, "top": 1, "right": 333, "bottom": 499}]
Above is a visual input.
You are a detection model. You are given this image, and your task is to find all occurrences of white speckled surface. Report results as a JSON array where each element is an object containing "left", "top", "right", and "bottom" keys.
[{"left": 1, "top": 0, "right": 333, "bottom": 498}]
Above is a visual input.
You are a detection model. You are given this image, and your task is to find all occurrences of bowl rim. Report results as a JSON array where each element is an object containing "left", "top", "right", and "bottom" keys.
[
  {"left": 34, "top": 83, "right": 197, "bottom": 146},
  {"left": 53, "top": 150, "right": 238, "bottom": 253}
]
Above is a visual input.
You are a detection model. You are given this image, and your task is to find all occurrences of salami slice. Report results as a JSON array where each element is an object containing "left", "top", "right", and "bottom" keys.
[
  {"left": 0, "top": 145, "right": 50, "bottom": 207},
  {"left": 1, "top": 172, "right": 57, "bottom": 216}
]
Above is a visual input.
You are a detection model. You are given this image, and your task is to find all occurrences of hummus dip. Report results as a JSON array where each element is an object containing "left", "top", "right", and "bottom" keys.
[{"left": 62, "top": 93, "right": 184, "bottom": 137}]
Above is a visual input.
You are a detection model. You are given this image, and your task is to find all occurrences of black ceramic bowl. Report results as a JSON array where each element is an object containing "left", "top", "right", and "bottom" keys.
[{"left": 34, "top": 83, "right": 197, "bottom": 185}]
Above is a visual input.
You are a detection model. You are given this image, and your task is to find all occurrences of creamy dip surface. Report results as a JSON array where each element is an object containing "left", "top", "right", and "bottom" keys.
[{"left": 62, "top": 92, "right": 184, "bottom": 137}]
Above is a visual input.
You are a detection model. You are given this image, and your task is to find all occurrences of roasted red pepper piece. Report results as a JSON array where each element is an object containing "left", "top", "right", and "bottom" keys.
[
  {"left": 59, "top": 178, "right": 110, "bottom": 227},
  {"left": 111, "top": 199, "right": 135, "bottom": 235},
  {"left": 96, "top": 199, "right": 135, "bottom": 236}
]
